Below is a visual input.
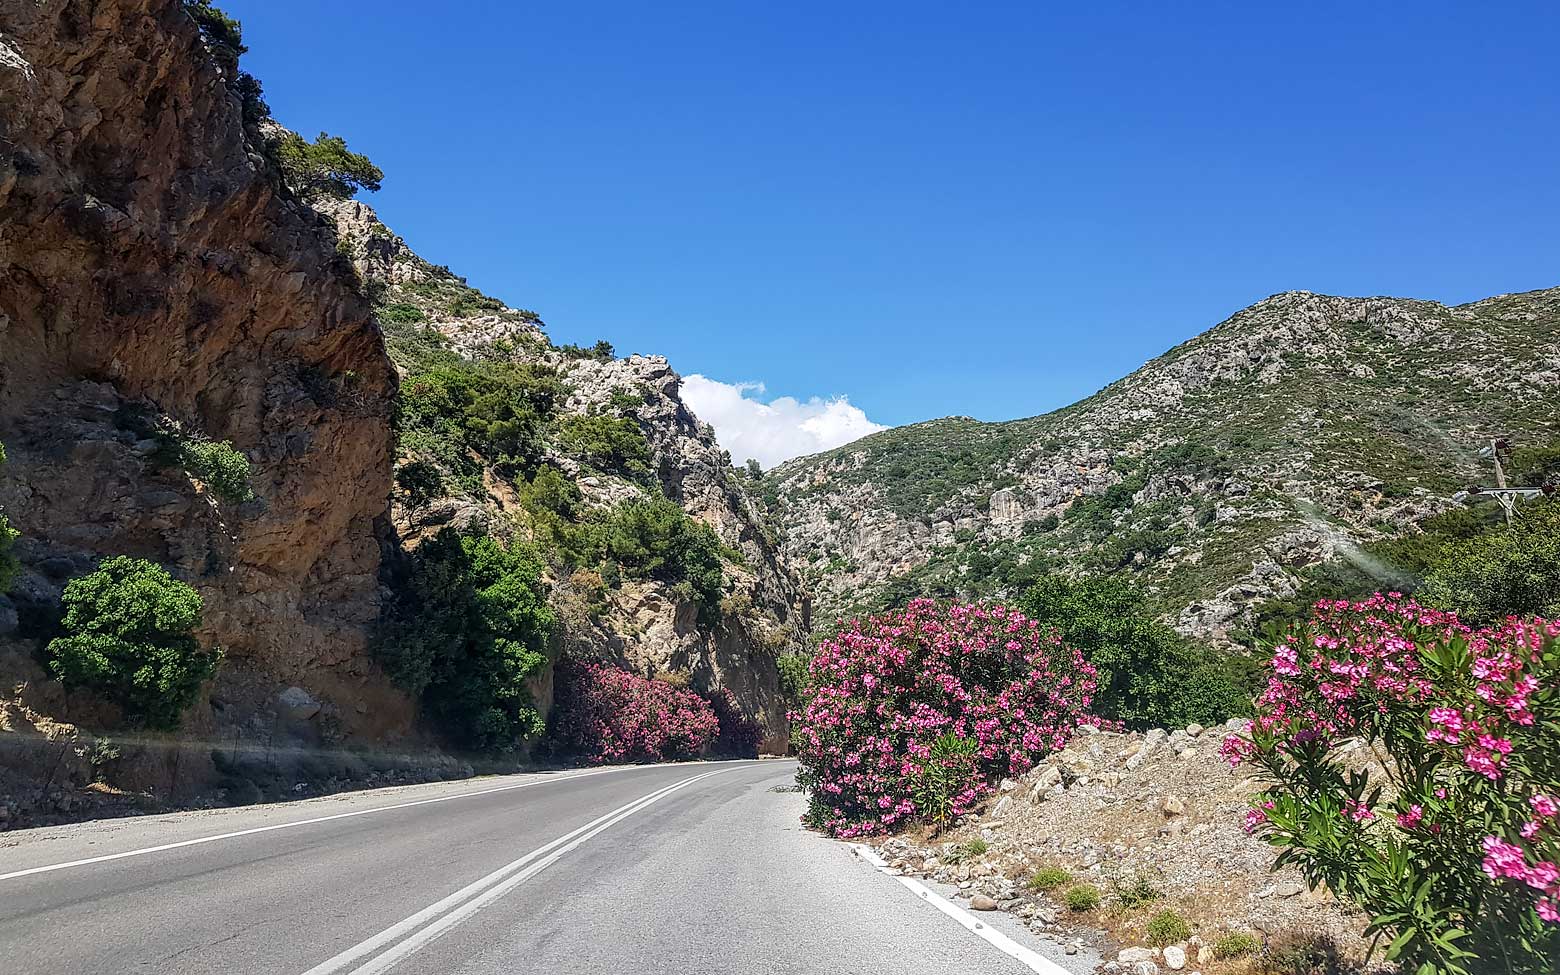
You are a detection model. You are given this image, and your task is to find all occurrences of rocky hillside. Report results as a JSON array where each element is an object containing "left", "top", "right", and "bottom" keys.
[
  {"left": 318, "top": 197, "right": 807, "bottom": 751},
  {"left": 870, "top": 720, "right": 1379, "bottom": 973},
  {"left": 768, "top": 289, "right": 1560, "bottom": 636},
  {"left": 0, "top": 0, "right": 803, "bottom": 823},
  {"left": 0, "top": 0, "right": 410, "bottom": 744}
]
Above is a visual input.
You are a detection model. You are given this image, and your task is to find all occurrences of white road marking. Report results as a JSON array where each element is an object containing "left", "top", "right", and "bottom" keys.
[
  {"left": 851, "top": 843, "right": 1074, "bottom": 975},
  {"left": 0, "top": 762, "right": 739, "bottom": 883},
  {"left": 301, "top": 769, "right": 724, "bottom": 975}
]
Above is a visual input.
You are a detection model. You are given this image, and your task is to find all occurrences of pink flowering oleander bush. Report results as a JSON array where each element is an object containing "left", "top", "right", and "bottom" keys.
[
  {"left": 1223, "top": 594, "right": 1560, "bottom": 974},
  {"left": 793, "top": 598, "right": 1098, "bottom": 838},
  {"left": 549, "top": 660, "right": 719, "bottom": 763}
]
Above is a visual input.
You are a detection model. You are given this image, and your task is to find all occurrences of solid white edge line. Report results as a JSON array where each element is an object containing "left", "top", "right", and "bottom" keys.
[
  {"left": 0, "top": 761, "right": 753, "bottom": 883},
  {"left": 850, "top": 843, "right": 1073, "bottom": 975},
  {"left": 305, "top": 769, "right": 724, "bottom": 975}
]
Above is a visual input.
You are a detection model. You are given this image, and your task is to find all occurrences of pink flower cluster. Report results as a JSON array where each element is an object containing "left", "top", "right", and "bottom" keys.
[
  {"left": 1227, "top": 595, "right": 1556, "bottom": 785},
  {"left": 550, "top": 661, "right": 720, "bottom": 763},
  {"left": 792, "top": 598, "right": 1098, "bottom": 838},
  {"left": 1225, "top": 593, "right": 1560, "bottom": 928}
]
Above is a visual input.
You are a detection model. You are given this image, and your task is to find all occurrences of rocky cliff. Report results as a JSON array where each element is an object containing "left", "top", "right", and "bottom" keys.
[
  {"left": 768, "top": 288, "right": 1560, "bottom": 637},
  {"left": 320, "top": 197, "right": 807, "bottom": 751},
  {"left": 0, "top": 0, "right": 409, "bottom": 745}
]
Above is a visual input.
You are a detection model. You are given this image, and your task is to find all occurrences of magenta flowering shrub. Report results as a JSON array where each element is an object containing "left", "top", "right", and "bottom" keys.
[
  {"left": 550, "top": 660, "right": 719, "bottom": 763},
  {"left": 1223, "top": 594, "right": 1560, "bottom": 974},
  {"left": 793, "top": 598, "right": 1098, "bottom": 838},
  {"left": 708, "top": 688, "right": 763, "bottom": 758}
]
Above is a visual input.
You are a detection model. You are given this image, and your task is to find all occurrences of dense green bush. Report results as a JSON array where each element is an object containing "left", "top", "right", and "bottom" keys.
[
  {"left": 1017, "top": 573, "right": 1248, "bottom": 728},
  {"left": 517, "top": 474, "right": 729, "bottom": 625},
  {"left": 556, "top": 411, "right": 650, "bottom": 477},
  {"left": 1064, "top": 884, "right": 1101, "bottom": 911},
  {"left": 180, "top": 438, "right": 254, "bottom": 504},
  {"left": 46, "top": 558, "right": 219, "bottom": 730},
  {"left": 776, "top": 651, "right": 810, "bottom": 703},
  {"left": 1417, "top": 499, "right": 1560, "bottom": 624},
  {"left": 557, "top": 340, "right": 615, "bottom": 360},
  {"left": 272, "top": 130, "right": 383, "bottom": 200},
  {"left": 1212, "top": 931, "right": 1261, "bottom": 959},
  {"left": 1145, "top": 909, "right": 1191, "bottom": 946},
  {"left": 398, "top": 360, "right": 564, "bottom": 491},
  {"left": 378, "top": 529, "right": 555, "bottom": 752},
  {"left": 394, "top": 459, "right": 444, "bottom": 509},
  {"left": 602, "top": 496, "right": 727, "bottom": 624},
  {"left": 377, "top": 303, "right": 426, "bottom": 325},
  {"left": 1028, "top": 866, "right": 1072, "bottom": 891}
]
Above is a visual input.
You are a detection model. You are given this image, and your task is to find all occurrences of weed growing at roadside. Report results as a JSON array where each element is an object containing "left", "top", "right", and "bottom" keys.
[
  {"left": 1064, "top": 884, "right": 1100, "bottom": 911},
  {"left": 1145, "top": 909, "right": 1190, "bottom": 946},
  {"left": 1028, "top": 867, "right": 1072, "bottom": 891},
  {"left": 1212, "top": 931, "right": 1260, "bottom": 959}
]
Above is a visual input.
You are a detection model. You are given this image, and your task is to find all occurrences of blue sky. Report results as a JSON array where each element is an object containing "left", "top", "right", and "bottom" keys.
[{"left": 230, "top": 1, "right": 1559, "bottom": 461}]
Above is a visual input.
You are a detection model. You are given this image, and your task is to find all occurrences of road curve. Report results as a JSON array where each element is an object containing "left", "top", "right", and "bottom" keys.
[{"left": 0, "top": 759, "right": 1075, "bottom": 974}]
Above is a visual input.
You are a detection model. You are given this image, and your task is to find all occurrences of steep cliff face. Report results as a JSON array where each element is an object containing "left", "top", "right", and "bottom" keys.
[
  {"left": 321, "top": 198, "right": 807, "bottom": 751},
  {"left": 0, "top": 0, "right": 407, "bottom": 734},
  {"left": 769, "top": 289, "right": 1560, "bottom": 637}
]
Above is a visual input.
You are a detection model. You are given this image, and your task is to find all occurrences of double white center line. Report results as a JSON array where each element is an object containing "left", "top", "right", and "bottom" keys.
[{"left": 299, "top": 769, "right": 723, "bottom": 975}]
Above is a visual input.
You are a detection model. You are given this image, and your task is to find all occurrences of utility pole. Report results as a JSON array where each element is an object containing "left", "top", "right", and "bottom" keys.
[{"left": 1453, "top": 438, "right": 1547, "bottom": 523}]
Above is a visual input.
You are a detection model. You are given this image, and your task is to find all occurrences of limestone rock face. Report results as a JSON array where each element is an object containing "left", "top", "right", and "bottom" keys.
[
  {"left": 0, "top": 0, "right": 408, "bottom": 734},
  {"left": 326, "top": 198, "right": 807, "bottom": 752}
]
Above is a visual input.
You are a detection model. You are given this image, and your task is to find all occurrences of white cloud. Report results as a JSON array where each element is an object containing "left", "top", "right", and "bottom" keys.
[{"left": 681, "top": 374, "right": 887, "bottom": 470}]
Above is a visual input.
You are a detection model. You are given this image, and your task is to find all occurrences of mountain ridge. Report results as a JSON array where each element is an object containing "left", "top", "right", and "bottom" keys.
[{"left": 765, "top": 284, "right": 1560, "bottom": 636}]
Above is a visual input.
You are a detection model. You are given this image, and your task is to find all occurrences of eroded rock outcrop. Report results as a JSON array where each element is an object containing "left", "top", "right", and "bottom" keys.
[
  {"left": 321, "top": 197, "right": 807, "bottom": 752},
  {"left": 0, "top": 0, "right": 408, "bottom": 736}
]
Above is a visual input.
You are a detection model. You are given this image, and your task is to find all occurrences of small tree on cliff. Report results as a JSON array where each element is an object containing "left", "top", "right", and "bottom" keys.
[{"left": 272, "top": 131, "right": 384, "bottom": 201}]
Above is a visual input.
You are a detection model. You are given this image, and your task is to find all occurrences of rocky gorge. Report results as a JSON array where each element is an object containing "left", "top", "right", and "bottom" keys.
[{"left": 0, "top": 0, "right": 804, "bottom": 820}]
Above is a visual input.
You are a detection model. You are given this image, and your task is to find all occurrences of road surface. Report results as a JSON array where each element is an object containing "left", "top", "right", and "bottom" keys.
[{"left": 0, "top": 759, "right": 1086, "bottom": 974}]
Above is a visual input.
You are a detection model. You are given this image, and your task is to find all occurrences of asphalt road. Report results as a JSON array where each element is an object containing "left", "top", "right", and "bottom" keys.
[{"left": 0, "top": 759, "right": 1084, "bottom": 974}]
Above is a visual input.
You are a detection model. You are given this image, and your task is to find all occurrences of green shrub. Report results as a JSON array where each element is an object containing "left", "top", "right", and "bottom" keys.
[
  {"left": 394, "top": 460, "right": 444, "bottom": 508},
  {"left": 557, "top": 340, "right": 614, "bottom": 360},
  {"left": 1064, "top": 884, "right": 1100, "bottom": 911},
  {"left": 377, "top": 303, "right": 426, "bottom": 325},
  {"left": 601, "top": 496, "right": 727, "bottom": 624},
  {"left": 45, "top": 557, "right": 219, "bottom": 730},
  {"left": 556, "top": 411, "right": 650, "bottom": 477},
  {"left": 1417, "top": 498, "right": 1560, "bottom": 623},
  {"left": 271, "top": 130, "right": 383, "bottom": 200},
  {"left": 1028, "top": 866, "right": 1071, "bottom": 891},
  {"left": 1110, "top": 871, "right": 1162, "bottom": 909},
  {"left": 959, "top": 838, "right": 989, "bottom": 858},
  {"left": 1145, "top": 909, "right": 1191, "bottom": 946},
  {"left": 776, "top": 651, "right": 810, "bottom": 703},
  {"left": 1253, "top": 930, "right": 1345, "bottom": 975},
  {"left": 399, "top": 360, "right": 564, "bottom": 489},
  {"left": 1213, "top": 931, "right": 1261, "bottom": 959},
  {"left": 180, "top": 438, "right": 253, "bottom": 504},
  {"left": 1018, "top": 573, "right": 1247, "bottom": 728},
  {"left": 907, "top": 731, "right": 978, "bottom": 830},
  {"left": 378, "top": 529, "right": 554, "bottom": 752}
]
